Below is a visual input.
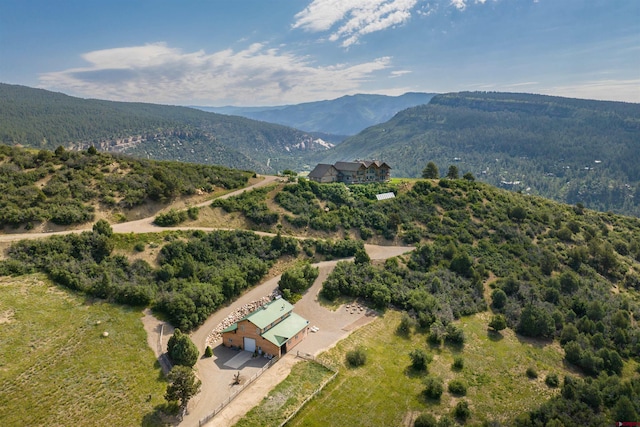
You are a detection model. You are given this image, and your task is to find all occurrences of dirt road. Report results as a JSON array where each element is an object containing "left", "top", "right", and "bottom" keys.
[
  {"left": 0, "top": 174, "right": 415, "bottom": 426},
  {"left": 0, "top": 175, "right": 280, "bottom": 243},
  {"left": 182, "top": 244, "right": 415, "bottom": 427}
]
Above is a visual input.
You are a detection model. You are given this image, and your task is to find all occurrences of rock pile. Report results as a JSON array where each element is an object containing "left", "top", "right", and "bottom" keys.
[{"left": 206, "top": 290, "right": 280, "bottom": 347}]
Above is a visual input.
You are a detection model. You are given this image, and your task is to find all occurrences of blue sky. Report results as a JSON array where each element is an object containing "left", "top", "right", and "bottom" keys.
[{"left": 1, "top": 0, "right": 638, "bottom": 105}]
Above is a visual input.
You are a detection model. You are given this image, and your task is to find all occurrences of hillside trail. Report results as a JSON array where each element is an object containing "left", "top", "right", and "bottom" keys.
[{"left": 0, "top": 174, "right": 280, "bottom": 243}]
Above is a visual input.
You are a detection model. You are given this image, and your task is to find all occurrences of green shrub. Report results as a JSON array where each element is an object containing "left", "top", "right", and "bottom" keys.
[
  {"left": 545, "top": 373, "right": 559, "bottom": 388},
  {"left": 397, "top": 312, "right": 415, "bottom": 336},
  {"left": 154, "top": 209, "right": 188, "bottom": 226},
  {"left": 448, "top": 379, "right": 467, "bottom": 396},
  {"left": 488, "top": 314, "right": 507, "bottom": 331},
  {"left": 409, "top": 348, "right": 431, "bottom": 371},
  {"left": 453, "top": 400, "right": 471, "bottom": 422},
  {"left": 423, "top": 376, "right": 444, "bottom": 400},
  {"left": 204, "top": 346, "right": 213, "bottom": 358},
  {"left": 414, "top": 413, "right": 437, "bottom": 427},
  {"left": 526, "top": 367, "right": 538, "bottom": 379},
  {"left": 167, "top": 329, "right": 200, "bottom": 367},
  {"left": 346, "top": 347, "right": 367, "bottom": 368},
  {"left": 133, "top": 242, "right": 145, "bottom": 252},
  {"left": 452, "top": 356, "right": 464, "bottom": 370},
  {"left": 444, "top": 323, "right": 465, "bottom": 345}
]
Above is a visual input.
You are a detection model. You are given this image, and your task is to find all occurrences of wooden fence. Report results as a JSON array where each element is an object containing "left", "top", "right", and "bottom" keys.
[
  {"left": 198, "top": 356, "right": 279, "bottom": 427},
  {"left": 277, "top": 351, "right": 339, "bottom": 427}
]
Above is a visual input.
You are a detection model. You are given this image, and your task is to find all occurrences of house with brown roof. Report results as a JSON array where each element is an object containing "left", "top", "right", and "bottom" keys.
[
  {"left": 308, "top": 160, "right": 391, "bottom": 184},
  {"left": 221, "top": 298, "right": 309, "bottom": 358}
]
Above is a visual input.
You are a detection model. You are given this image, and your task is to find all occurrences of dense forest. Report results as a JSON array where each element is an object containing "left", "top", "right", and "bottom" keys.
[
  {"left": 0, "top": 144, "right": 251, "bottom": 228},
  {"left": 0, "top": 83, "right": 329, "bottom": 174},
  {"left": 313, "top": 92, "right": 640, "bottom": 217}
]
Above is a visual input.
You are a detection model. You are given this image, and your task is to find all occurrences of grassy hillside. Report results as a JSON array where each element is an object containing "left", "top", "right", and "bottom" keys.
[
  {"left": 0, "top": 274, "right": 166, "bottom": 427},
  {"left": 0, "top": 83, "right": 329, "bottom": 173},
  {"left": 0, "top": 144, "right": 252, "bottom": 229},
  {"left": 314, "top": 92, "right": 640, "bottom": 216},
  {"left": 286, "top": 311, "right": 570, "bottom": 426}
]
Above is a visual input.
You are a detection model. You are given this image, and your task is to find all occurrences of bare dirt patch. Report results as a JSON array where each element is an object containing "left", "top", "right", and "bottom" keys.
[{"left": 0, "top": 309, "right": 15, "bottom": 324}]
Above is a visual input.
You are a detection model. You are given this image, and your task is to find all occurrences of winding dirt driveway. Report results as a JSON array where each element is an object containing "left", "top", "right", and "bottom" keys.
[
  {"left": 0, "top": 174, "right": 416, "bottom": 426},
  {"left": 183, "top": 244, "right": 415, "bottom": 427}
]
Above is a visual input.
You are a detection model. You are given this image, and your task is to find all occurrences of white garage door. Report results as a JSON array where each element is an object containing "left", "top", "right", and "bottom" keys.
[{"left": 244, "top": 337, "right": 256, "bottom": 353}]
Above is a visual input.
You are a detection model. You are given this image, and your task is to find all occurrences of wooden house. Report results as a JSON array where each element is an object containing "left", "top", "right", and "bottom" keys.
[{"left": 308, "top": 160, "right": 391, "bottom": 184}]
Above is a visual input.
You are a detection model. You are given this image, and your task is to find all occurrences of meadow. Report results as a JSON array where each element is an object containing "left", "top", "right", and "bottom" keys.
[
  {"left": 286, "top": 310, "right": 571, "bottom": 426},
  {"left": 0, "top": 274, "right": 166, "bottom": 427}
]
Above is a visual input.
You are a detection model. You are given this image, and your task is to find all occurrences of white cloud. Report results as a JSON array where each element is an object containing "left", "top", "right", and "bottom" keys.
[
  {"left": 545, "top": 79, "right": 640, "bottom": 103},
  {"left": 38, "top": 42, "right": 392, "bottom": 105},
  {"left": 293, "top": 0, "right": 418, "bottom": 47},
  {"left": 390, "top": 70, "right": 412, "bottom": 77},
  {"left": 450, "top": 0, "right": 467, "bottom": 10},
  {"left": 450, "top": 0, "right": 490, "bottom": 11}
]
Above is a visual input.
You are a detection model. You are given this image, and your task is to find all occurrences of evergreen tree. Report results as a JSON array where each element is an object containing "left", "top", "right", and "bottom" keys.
[{"left": 422, "top": 162, "right": 439, "bottom": 179}]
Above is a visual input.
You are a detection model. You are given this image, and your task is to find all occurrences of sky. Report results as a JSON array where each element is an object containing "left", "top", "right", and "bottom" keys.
[{"left": 0, "top": 0, "right": 638, "bottom": 106}]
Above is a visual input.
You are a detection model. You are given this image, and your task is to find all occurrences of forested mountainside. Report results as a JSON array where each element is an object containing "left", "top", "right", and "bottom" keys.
[
  {"left": 314, "top": 92, "right": 640, "bottom": 217},
  {"left": 196, "top": 92, "right": 435, "bottom": 137},
  {"left": 0, "top": 144, "right": 252, "bottom": 228},
  {"left": 4, "top": 171, "right": 638, "bottom": 423},
  {"left": 0, "top": 83, "right": 331, "bottom": 174}
]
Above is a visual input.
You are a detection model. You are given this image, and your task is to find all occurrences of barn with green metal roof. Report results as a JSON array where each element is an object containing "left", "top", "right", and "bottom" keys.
[{"left": 221, "top": 297, "right": 309, "bottom": 358}]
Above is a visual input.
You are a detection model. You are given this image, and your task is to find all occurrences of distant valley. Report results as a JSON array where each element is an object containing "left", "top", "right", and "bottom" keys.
[{"left": 194, "top": 92, "right": 435, "bottom": 140}]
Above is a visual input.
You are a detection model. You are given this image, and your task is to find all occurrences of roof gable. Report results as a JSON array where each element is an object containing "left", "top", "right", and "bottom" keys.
[
  {"left": 243, "top": 298, "right": 294, "bottom": 329},
  {"left": 334, "top": 161, "right": 366, "bottom": 172},
  {"left": 261, "top": 312, "right": 309, "bottom": 346},
  {"left": 308, "top": 163, "right": 336, "bottom": 179}
]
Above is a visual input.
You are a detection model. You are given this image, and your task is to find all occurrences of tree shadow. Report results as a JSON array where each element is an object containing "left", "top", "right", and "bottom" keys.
[
  {"left": 443, "top": 341, "right": 464, "bottom": 353},
  {"left": 515, "top": 333, "right": 553, "bottom": 349},
  {"left": 487, "top": 329, "right": 504, "bottom": 342},
  {"left": 141, "top": 403, "right": 179, "bottom": 427},
  {"left": 404, "top": 365, "right": 428, "bottom": 379}
]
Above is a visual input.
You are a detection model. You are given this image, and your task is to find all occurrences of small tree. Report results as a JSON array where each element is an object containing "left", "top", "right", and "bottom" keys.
[
  {"left": 422, "top": 162, "right": 439, "bottom": 179},
  {"left": 92, "top": 219, "right": 113, "bottom": 237},
  {"left": 491, "top": 288, "right": 507, "bottom": 310},
  {"left": 346, "top": 346, "right": 367, "bottom": 367},
  {"left": 414, "top": 413, "right": 437, "bottom": 427},
  {"left": 462, "top": 172, "right": 475, "bottom": 181},
  {"left": 446, "top": 165, "right": 459, "bottom": 180},
  {"left": 444, "top": 323, "right": 465, "bottom": 345},
  {"left": 167, "top": 329, "right": 199, "bottom": 368},
  {"left": 204, "top": 346, "right": 213, "bottom": 358},
  {"left": 423, "top": 376, "right": 444, "bottom": 400},
  {"left": 448, "top": 379, "right": 467, "bottom": 396},
  {"left": 409, "top": 348, "right": 431, "bottom": 371},
  {"left": 453, "top": 400, "right": 471, "bottom": 422},
  {"left": 354, "top": 248, "right": 371, "bottom": 265},
  {"left": 488, "top": 314, "right": 507, "bottom": 332},
  {"left": 165, "top": 365, "right": 201, "bottom": 415},
  {"left": 397, "top": 312, "right": 415, "bottom": 336},
  {"left": 452, "top": 356, "right": 464, "bottom": 371}
]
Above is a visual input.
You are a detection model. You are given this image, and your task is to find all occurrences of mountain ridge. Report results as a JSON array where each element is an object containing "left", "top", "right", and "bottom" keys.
[{"left": 314, "top": 91, "right": 640, "bottom": 216}]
